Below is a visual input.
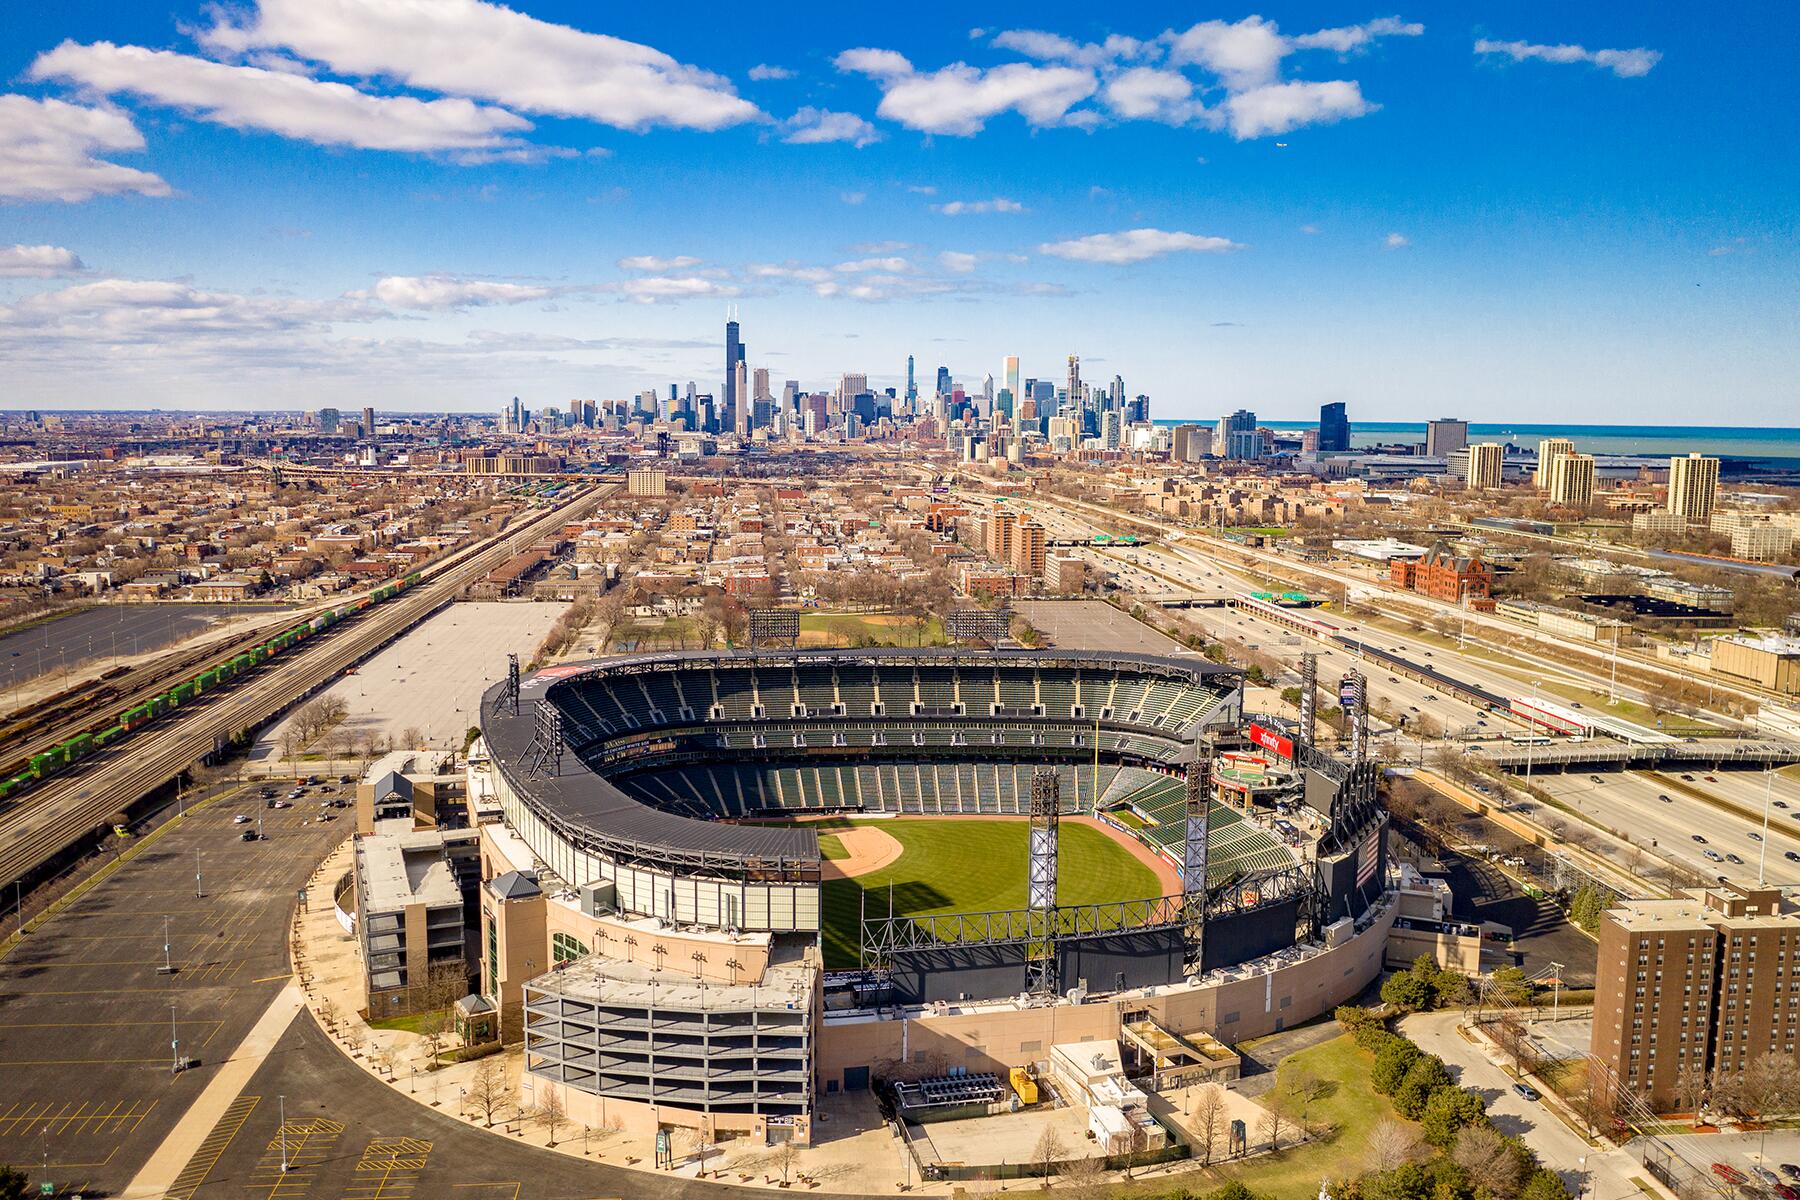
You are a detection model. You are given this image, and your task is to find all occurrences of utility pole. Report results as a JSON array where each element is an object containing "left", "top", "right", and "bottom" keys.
[
  {"left": 279, "top": 1094, "right": 289, "bottom": 1172},
  {"left": 169, "top": 1002, "right": 180, "bottom": 1073},
  {"left": 194, "top": 847, "right": 204, "bottom": 898},
  {"left": 1759, "top": 768, "right": 1775, "bottom": 884}
]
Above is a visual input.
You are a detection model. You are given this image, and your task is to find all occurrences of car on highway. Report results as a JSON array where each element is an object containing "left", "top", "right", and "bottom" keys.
[
  {"left": 1707, "top": 775, "right": 1720, "bottom": 783},
  {"left": 1705, "top": 850, "right": 1724, "bottom": 862},
  {"left": 1659, "top": 794, "right": 1673, "bottom": 803},
  {"left": 1777, "top": 800, "right": 1789, "bottom": 809},
  {"left": 1424, "top": 694, "right": 1438, "bottom": 702},
  {"left": 1512, "top": 1083, "right": 1540, "bottom": 1102},
  {"left": 233, "top": 813, "right": 250, "bottom": 824},
  {"left": 1693, "top": 834, "right": 1708, "bottom": 843},
  {"left": 1590, "top": 775, "right": 1603, "bottom": 783},
  {"left": 1727, "top": 853, "right": 1745, "bottom": 865},
  {"left": 1682, "top": 774, "right": 1697, "bottom": 781},
  {"left": 1788, "top": 852, "right": 1800, "bottom": 864},
  {"left": 1751, "top": 832, "right": 1763, "bottom": 842}
]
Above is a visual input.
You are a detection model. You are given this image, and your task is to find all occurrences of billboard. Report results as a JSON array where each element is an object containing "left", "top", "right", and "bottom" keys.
[{"left": 1245, "top": 723, "right": 1294, "bottom": 760}]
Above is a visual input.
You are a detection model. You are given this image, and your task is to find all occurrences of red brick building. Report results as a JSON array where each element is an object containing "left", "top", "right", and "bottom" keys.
[{"left": 1389, "top": 540, "right": 1495, "bottom": 609}]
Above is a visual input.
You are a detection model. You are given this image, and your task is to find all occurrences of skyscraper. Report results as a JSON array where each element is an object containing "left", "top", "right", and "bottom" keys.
[
  {"left": 723, "top": 316, "right": 744, "bottom": 428},
  {"left": 1222, "top": 409, "right": 1259, "bottom": 460},
  {"left": 1668, "top": 453, "right": 1720, "bottom": 522},
  {"left": 1066, "top": 356, "right": 1082, "bottom": 410},
  {"left": 362, "top": 406, "right": 376, "bottom": 438},
  {"left": 1002, "top": 355, "right": 1020, "bottom": 406},
  {"left": 1318, "top": 402, "right": 1350, "bottom": 452},
  {"left": 1547, "top": 452, "right": 1596, "bottom": 507},
  {"left": 935, "top": 365, "right": 952, "bottom": 399},
  {"left": 1425, "top": 418, "right": 1468, "bottom": 458},
  {"left": 733, "top": 359, "right": 749, "bottom": 436},
  {"left": 905, "top": 355, "right": 917, "bottom": 408},
  {"left": 1534, "top": 438, "right": 1575, "bottom": 488}
]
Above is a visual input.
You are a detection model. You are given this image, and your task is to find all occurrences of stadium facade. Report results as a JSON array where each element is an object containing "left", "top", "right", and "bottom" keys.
[{"left": 471, "top": 649, "right": 1393, "bottom": 1144}]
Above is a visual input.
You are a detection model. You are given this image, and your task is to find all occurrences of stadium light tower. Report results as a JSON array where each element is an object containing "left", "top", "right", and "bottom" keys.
[
  {"left": 1182, "top": 752, "right": 1212, "bottom": 978},
  {"left": 1025, "top": 769, "right": 1060, "bottom": 999}
]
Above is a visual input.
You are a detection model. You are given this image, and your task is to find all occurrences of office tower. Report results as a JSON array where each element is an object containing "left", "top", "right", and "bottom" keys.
[
  {"left": 1102, "top": 410, "right": 1122, "bottom": 451},
  {"left": 724, "top": 316, "right": 744, "bottom": 427},
  {"left": 839, "top": 373, "right": 867, "bottom": 404},
  {"left": 1668, "top": 453, "right": 1721, "bottom": 523},
  {"left": 1463, "top": 442, "right": 1504, "bottom": 489},
  {"left": 570, "top": 398, "right": 584, "bottom": 425},
  {"left": 1425, "top": 418, "right": 1468, "bottom": 458},
  {"left": 1172, "top": 424, "right": 1211, "bottom": 462},
  {"left": 1592, "top": 884, "right": 1795, "bottom": 1113},
  {"left": 1108, "top": 375, "right": 1125, "bottom": 413},
  {"left": 1066, "top": 356, "right": 1081, "bottom": 410},
  {"left": 1547, "top": 452, "right": 1596, "bottom": 507},
  {"left": 1003, "top": 355, "right": 1020, "bottom": 407},
  {"left": 753, "top": 366, "right": 771, "bottom": 406},
  {"left": 317, "top": 407, "right": 341, "bottom": 434},
  {"left": 1318, "top": 402, "right": 1350, "bottom": 452},
  {"left": 733, "top": 360, "right": 749, "bottom": 436},
  {"left": 995, "top": 388, "right": 1014, "bottom": 424},
  {"left": 1534, "top": 438, "right": 1575, "bottom": 488},
  {"left": 1222, "top": 409, "right": 1259, "bottom": 460},
  {"left": 1129, "top": 394, "right": 1150, "bottom": 424},
  {"left": 782, "top": 380, "right": 800, "bottom": 415},
  {"left": 582, "top": 400, "right": 596, "bottom": 428},
  {"left": 362, "top": 406, "right": 376, "bottom": 438},
  {"left": 906, "top": 355, "right": 917, "bottom": 407},
  {"left": 1011, "top": 520, "right": 1047, "bottom": 577},
  {"left": 980, "top": 373, "right": 995, "bottom": 420},
  {"left": 507, "top": 397, "right": 523, "bottom": 432}
]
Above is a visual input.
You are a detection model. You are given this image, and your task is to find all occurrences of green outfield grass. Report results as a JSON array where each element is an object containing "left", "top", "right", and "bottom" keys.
[{"left": 816, "top": 818, "right": 1161, "bottom": 968}]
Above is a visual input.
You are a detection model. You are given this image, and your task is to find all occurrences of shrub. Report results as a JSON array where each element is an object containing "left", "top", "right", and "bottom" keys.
[
  {"left": 1373, "top": 1040, "right": 1421, "bottom": 1095},
  {"left": 1420, "top": 1087, "right": 1489, "bottom": 1148},
  {"left": 1393, "top": 1055, "right": 1453, "bottom": 1119}
]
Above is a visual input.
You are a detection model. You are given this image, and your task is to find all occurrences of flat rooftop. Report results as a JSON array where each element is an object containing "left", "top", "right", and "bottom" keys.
[
  {"left": 357, "top": 830, "right": 462, "bottom": 913},
  {"left": 528, "top": 953, "right": 813, "bottom": 1013}
]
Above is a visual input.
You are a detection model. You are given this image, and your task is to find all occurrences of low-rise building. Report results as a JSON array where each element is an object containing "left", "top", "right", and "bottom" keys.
[{"left": 1711, "top": 634, "right": 1800, "bottom": 694}]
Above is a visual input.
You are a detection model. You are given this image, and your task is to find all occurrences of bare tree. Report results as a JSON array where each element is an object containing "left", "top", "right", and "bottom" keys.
[
  {"left": 770, "top": 1138, "right": 800, "bottom": 1187},
  {"left": 1365, "top": 1118, "right": 1425, "bottom": 1173},
  {"left": 1675, "top": 1060, "right": 1708, "bottom": 1123},
  {"left": 1059, "top": 1155, "right": 1111, "bottom": 1200},
  {"left": 1033, "top": 1126, "right": 1067, "bottom": 1182},
  {"left": 531, "top": 1088, "right": 569, "bottom": 1147},
  {"left": 1190, "top": 1084, "right": 1226, "bottom": 1166},
  {"left": 1452, "top": 1126, "right": 1525, "bottom": 1200},
  {"left": 1258, "top": 1093, "right": 1291, "bottom": 1152},
  {"left": 466, "top": 1055, "right": 509, "bottom": 1127}
]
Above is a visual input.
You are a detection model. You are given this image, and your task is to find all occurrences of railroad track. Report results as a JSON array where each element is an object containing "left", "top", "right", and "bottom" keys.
[{"left": 0, "top": 485, "right": 609, "bottom": 890}]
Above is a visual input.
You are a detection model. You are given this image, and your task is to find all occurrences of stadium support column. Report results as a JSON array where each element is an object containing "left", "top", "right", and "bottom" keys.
[
  {"left": 1182, "top": 754, "right": 1212, "bottom": 978},
  {"left": 506, "top": 653, "right": 521, "bottom": 715},
  {"left": 1026, "top": 769, "right": 1060, "bottom": 1000},
  {"left": 1297, "top": 653, "right": 1317, "bottom": 749}
]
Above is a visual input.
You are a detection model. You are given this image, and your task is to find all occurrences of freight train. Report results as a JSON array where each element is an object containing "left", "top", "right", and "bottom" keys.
[{"left": 0, "top": 572, "right": 422, "bottom": 804}]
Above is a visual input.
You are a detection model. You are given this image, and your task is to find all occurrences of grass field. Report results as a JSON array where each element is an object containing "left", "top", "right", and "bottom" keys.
[
  {"left": 815, "top": 818, "right": 1161, "bottom": 968},
  {"left": 797, "top": 611, "right": 946, "bottom": 648}
]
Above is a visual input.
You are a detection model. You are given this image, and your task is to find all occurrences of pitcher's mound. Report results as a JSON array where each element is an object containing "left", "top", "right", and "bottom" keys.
[{"left": 821, "top": 826, "right": 903, "bottom": 880}]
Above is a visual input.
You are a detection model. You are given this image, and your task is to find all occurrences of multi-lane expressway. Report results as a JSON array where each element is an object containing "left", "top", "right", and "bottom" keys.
[{"left": 0, "top": 482, "right": 610, "bottom": 892}]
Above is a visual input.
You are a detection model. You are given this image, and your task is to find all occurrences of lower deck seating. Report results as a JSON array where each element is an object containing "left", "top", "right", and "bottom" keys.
[{"left": 615, "top": 760, "right": 1128, "bottom": 818}]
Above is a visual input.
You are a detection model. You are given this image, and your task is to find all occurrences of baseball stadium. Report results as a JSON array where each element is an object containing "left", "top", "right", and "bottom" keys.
[{"left": 471, "top": 648, "right": 1393, "bottom": 1151}]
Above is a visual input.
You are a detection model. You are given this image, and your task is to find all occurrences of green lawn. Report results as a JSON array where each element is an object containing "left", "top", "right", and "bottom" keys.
[
  {"left": 797, "top": 611, "right": 946, "bottom": 648},
  {"left": 1177, "top": 1034, "right": 1401, "bottom": 1200},
  {"left": 818, "top": 818, "right": 1160, "bottom": 968}
]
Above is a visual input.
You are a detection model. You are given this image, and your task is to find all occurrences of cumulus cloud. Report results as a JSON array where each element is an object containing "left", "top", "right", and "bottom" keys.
[
  {"left": 1292, "top": 17, "right": 1424, "bottom": 53},
  {"left": 840, "top": 190, "right": 867, "bottom": 205},
  {"left": 989, "top": 29, "right": 1148, "bottom": 70},
  {"left": 361, "top": 275, "right": 554, "bottom": 309},
  {"left": 0, "top": 244, "right": 87, "bottom": 277},
  {"left": 931, "top": 196, "right": 1024, "bottom": 215},
  {"left": 748, "top": 262, "right": 835, "bottom": 284},
  {"left": 747, "top": 64, "right": 794, "bottom": 81},
  {"left": 1038, "top": 228, "right": 1243, "bottom": 264},
  {"left": 1383, "top": 232, "right": 1410, "bottom": 248},
  {"left": 939, "top": 251, "right": 979, "bottom": 273},
  {"left": 836, "top": 49, "right": 1096, "bottom": 135},
  {"left": 1165, "top": 16, "right": 1291, "bottom": 89},
  {"left": 200, "top": 0, "right": 761, "bottom": 131},
  {"left": 1474, "top": 38, "right": 1661, "bottom": 78},
  {"left": 1103, "top": 67, "right": 1206, "bottom": 124},
  {"left": 0, "top": 95, "right": 171, "bottom": 204},
  {"left": 782, "top": 107, "right": 882, "bottom": 147},
  {"left": 618, "top": 255, "right": 701, "bottom": 271},
  {"left": 0, "top": 277, "right": 372, "bottom": 347},
  {"left": 1224, "top": 80, "right": 1373, "bottom": 139},
  {"left": 30, "top": 41, "right": 531, "bottom": 154},
  {"left": 834, "top": 256, "right": 911, "bottom": 274},
  {"left": 614, "top": 275, "right": 738, "bottom": 304}
]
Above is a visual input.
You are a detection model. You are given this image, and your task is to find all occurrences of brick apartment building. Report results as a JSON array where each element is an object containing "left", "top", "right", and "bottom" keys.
[
  {"left": 1593, "top": 885, "right": 1800, "bottom": 1113},
  {"left": 1389, "top": 540, "right": 1495, "bottom": 610}
]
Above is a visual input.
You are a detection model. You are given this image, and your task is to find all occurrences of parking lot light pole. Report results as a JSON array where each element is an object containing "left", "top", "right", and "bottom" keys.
[
  {"left": 1759, "top": 769, "right": 1774, "bottom": 885},
  {"left": 169, "top": 1002, "right": 180, "bottom": 1073},
  {"left": 279, "top": 1094, "right": 288, "bottom": 1172}
]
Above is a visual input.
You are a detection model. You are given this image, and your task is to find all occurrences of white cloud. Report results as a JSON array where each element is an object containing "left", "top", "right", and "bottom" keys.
[
  {"left": 906, "top": 184, "right": 938, "bottom": 195},
  {"left": 939, "top": 251, "right": 979, "bottom": 273},
  {"left": 931, "top": 196, "right": 1024, "bottom": 215},
  {"left": 840, "top": 190, "right": 867, "bottom": 205},
  {"left": 834, "top": 256, "right": 911, "bottom": 274},
  {"left": 30, "top": 41, "right": 532, "bottom": 154},
  {"left": 1165, "top": 17, "right": 1290, "bottom": 89},
  {"left": 1300, "top": 223, "right": 1321, "bottom": 235},
  {"left": 1474, "top": 38, "right": 1661, "bottom": 78},
  {"left": 0, "top": 277, "right": 372, "bottom": 346},
  {"left": 201, "top": 0, "right": 761, "bottom": 131},
  {"left": 1292, "top": 17, "right": 1424, "bottom": 53},
  {"left": 989, "top": 30, "right": 1148, "bottom": 70},
  {"left": 1223, "top": 80, "right": 1373, "bottom": 139},
  {"left": 1383, "top": 232, "right": 1410, "bottom": 249},
  {"left": 782, "top": 107, "right": 882, "bottom": 147},
  {"left": 747, "top": 64, "right": 794, "bottom": 81},
  {"left": 0, "top": 95, "right": 171, "bottom": 204},
  {"left": 837, "top": 50, "right": 1096, "bottom": 135},
  {"left": 362, "top": 276, "right": 553, "bottom": 309},
  {"left": 618, "top": 255, "right": 701, "bottom": 271},
  {"left": 614, "top": 275, "right": 738, "bottom": 304},
  {"left": 1038, "top": 228, "right": 1243, "bottom": 264},
  {"left": 748, "top": 263, "right": 835, "bottom": 284},
  {"left": 0, "top": 244, "right": 87, "bottom": 277},
  {"left": 1103, "top": 67, "right": 1205, "bottom": 124}
]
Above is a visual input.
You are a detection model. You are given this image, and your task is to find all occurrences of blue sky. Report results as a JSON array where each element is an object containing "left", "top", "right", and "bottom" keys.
[{"left": 1, "top": 1, "right": 1795, "bottom": 424}]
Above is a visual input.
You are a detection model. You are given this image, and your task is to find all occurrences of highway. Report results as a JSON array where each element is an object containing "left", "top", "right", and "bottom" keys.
[{"left": 0, "top": 483, "right": 608, "bottom": 891}]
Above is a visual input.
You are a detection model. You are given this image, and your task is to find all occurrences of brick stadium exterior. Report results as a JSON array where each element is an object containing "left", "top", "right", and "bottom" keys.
[{"left": 472, "top": 649, "right": 1393, "bottom": 1145}]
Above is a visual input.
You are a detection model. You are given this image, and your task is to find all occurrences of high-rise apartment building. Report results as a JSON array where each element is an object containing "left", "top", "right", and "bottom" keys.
[
  {"left": 1318, "top": 402, "right": 1350, "bottom": 452},
  {"left": 1547, "top": 452, "right": 1596, "bottom": 508},
  {"left": 1668, "top": 453, "right": 1721, "bottom": 523},
  {"left": 1172, "top": 424, "right": 1212, "bottom": 461},
  {"left": 985, "top": 507, "right": 1018, "bottom": 562},
  {"left": 1425, "top": 418, "right": 1469, "bottom": 458},
  {"left": 1534, "top": 438, "right": 1575, "bottom": 488},
  {"left": 1102, "top": 410, "right": 1122, "bottom": 451},
  {"left": 1011, "top": 520, "right": 1047, "bottom": 578},
  {"left": 1593, "top": 885, "right": 1798, "bottom": 1113},
  {"left": 1464, "top": 442, "right": 1504, "bottom": 490},
  {"left": 1221, "top": 409, "right": 1259, "bottom": 461}
]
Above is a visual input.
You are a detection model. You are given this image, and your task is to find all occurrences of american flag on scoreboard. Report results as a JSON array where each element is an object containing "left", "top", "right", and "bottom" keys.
[{"left": 1355, "top": 827, "right": 1380, "bottom": 887}]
